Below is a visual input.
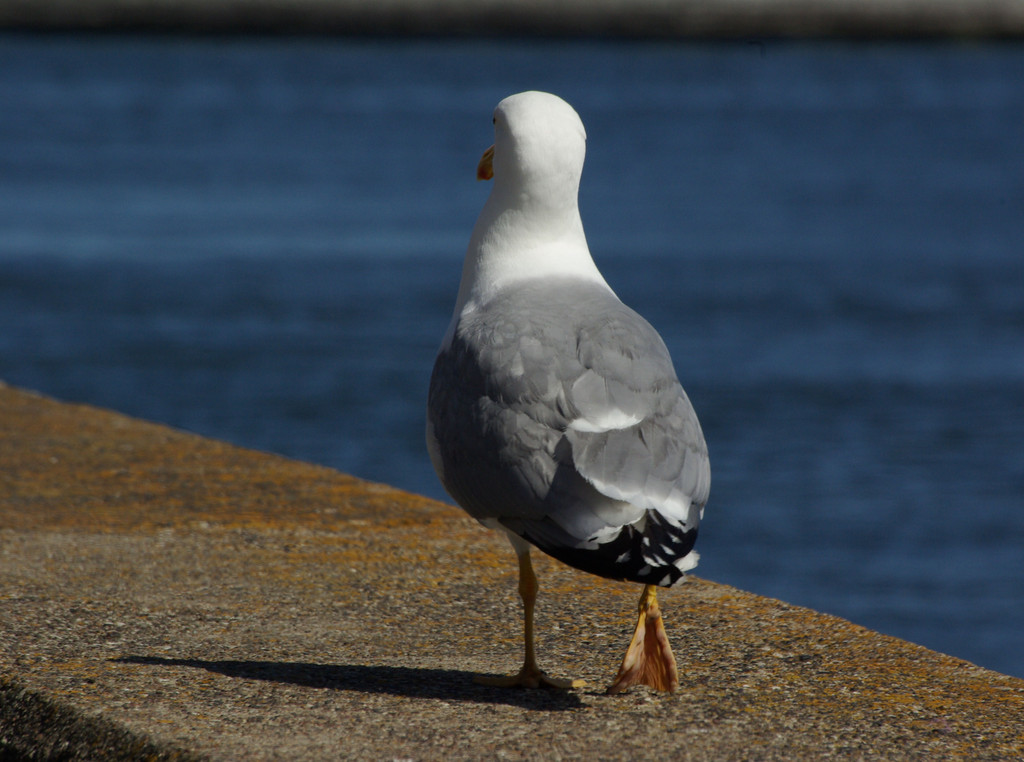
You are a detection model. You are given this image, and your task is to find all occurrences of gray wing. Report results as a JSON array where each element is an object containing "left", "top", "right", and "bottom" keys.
[{"left": 428, "top": 278, "right": 709, "bottom": 586}]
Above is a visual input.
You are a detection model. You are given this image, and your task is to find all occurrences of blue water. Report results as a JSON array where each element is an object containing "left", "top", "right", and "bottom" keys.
[{"left": 1, "top": 35, "right": 1022, "bottom": 679}]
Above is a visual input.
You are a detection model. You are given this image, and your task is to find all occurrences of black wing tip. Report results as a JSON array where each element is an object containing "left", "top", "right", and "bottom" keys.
[{"left": 525, "top": 511, "right": 699, "bottom": 588}]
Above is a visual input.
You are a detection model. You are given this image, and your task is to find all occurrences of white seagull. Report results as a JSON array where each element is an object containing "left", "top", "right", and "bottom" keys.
[{"left": 427, "top": 91, "right": 710, "bottom": 693}]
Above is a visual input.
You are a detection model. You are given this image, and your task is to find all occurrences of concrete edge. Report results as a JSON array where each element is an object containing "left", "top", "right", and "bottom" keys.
[{"left": 0, "top": 676, "right": 203, "bottom": 762}]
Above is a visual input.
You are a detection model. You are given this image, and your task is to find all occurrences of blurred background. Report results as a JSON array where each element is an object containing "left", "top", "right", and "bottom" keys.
[{"left": 1, "top": 3, "right": 1022, "bottom": 679}]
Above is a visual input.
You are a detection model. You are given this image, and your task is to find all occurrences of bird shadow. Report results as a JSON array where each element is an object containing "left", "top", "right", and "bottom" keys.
[{"left": 112, "top": 656, "right": 585, "bottom": 711}]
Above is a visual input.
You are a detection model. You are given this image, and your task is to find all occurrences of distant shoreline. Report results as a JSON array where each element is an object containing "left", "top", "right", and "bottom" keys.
[{"left": 2, "top": 0, "right": 1023, "bottom": 39}]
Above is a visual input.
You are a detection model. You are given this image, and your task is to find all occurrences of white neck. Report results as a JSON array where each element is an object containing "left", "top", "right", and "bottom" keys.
[{"left": 451, "top": 183, "right": 611, "bottom": 320}]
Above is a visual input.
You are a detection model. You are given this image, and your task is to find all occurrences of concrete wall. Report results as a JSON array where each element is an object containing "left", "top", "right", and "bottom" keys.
[
  {"left": 3, "top": 383, "right": 1024, "bottom": 759},
  {"left": 2, "top": 0, "right": 1023, "bottom": 37}
]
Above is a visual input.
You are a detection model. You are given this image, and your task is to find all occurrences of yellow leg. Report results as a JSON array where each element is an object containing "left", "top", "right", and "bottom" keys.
[
  {"left": 475, "top": 548, "right": 585, "bottom": 690},
  {"left": 606, "top": 584, "right": 680, "bottom": 694}
]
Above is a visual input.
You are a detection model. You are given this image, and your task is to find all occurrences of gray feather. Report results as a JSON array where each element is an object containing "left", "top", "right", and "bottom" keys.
[{"left": 428, "top": 277, "right": 709, "bottom": 584}]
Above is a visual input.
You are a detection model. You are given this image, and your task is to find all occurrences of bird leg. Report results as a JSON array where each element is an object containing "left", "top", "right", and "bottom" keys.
[
  {"left": 475, "top": 548, "right": 585, "bottom": 690},
  {"left": 606, "top": 584, "right": 679, "bottom": 694}
]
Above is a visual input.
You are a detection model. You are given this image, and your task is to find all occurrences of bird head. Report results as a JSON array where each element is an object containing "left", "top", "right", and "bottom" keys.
[{"left": 476, "top": 91, "right": 587, "bottom": 205}]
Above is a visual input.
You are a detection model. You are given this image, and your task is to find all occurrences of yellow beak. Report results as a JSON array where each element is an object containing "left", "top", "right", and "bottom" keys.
[{"left": 477, "top": 144, "right": 495, "bottom": 181}]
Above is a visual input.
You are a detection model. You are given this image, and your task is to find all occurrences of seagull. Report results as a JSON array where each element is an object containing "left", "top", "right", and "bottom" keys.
[{"left": 427, "top": 91, "right": 710, "bottom": 693}]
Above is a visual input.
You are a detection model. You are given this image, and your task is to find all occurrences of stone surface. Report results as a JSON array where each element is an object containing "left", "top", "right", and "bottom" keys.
[{"left": 2, "top": 383, "right": 1023, "bottom": 760}]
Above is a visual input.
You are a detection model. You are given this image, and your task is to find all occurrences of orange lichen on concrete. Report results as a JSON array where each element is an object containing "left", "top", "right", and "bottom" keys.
[{"left": 0, "top": 384, "right": 460, "bottom": 534}]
